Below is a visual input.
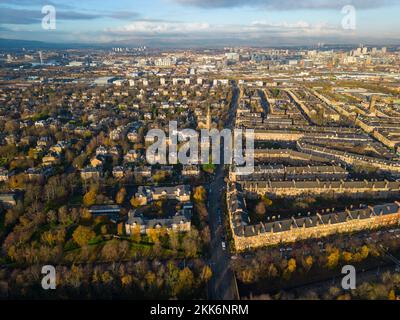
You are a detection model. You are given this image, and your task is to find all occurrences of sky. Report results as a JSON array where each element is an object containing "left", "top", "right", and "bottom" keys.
[{"left": 1, "top": 0, "right": 400, "bottom": 47}]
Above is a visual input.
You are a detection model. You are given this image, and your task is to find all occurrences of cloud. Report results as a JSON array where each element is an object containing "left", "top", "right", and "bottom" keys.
[
  {"left": 103, "top": 18, "right": 350, "bottom": 45},
  {"left": 0, "top": 7, "right": 140, "bottom": 25},
  {"left": 0, "top": 0, "right": 52, "bottom": 5},
  {"left": 0, "top": 8, "right": 41, "bottom": 24},
  {"left": 106, "top": 20, "right": 211, "bottom": 34},
  {"left": 174, "top": 0, "right": 396, "bottom": 10},
  {"left": 107, "top": 11, "right": 141, "bottom": 20},
  {"left": 248, "top": 20, "right": 338, "bottom": 31},
  {"left": 0, "top": 0, "right": 72, "bottom": 9},
  {"left": 0, "top": 8, "right": 105, "bottom": 24},
  {"left": 106, "top": 18, "right": 342, "bottom": 35},
  {"left": 57, "top": 11, "right": 105, "bottom": 20}
]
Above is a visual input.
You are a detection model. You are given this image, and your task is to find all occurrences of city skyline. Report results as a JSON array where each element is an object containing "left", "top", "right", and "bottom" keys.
[{"left": 1, "top": 0, "right": 400, "bottom": 47}]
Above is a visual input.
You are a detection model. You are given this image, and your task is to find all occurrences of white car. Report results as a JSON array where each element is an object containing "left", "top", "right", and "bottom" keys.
[{"left": 221, "top": 242, "right": 226, "bottom": 251}]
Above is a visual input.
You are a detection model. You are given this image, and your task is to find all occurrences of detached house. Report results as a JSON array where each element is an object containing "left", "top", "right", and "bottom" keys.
[
  {"left": 81, "top": 166, "right": 102, "bottom": 180},
  {"left": 135, "top": 185, "right": 191, "bottom": 205}
]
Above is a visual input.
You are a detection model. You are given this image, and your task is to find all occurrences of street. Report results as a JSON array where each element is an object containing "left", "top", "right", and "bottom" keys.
[{"left": 207, "top": 82, "right": 240, "bottom": 300}]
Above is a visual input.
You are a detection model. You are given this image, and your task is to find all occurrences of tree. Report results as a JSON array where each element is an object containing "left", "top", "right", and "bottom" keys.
[
  {"left": 73, "top": 154, "right": 87, "bottom": 169},
  {"left": 328, "top": 286, "right": 342, "bottom": 299},
  {"left": 342, "top": 251, "right": 353, "bottom": 263},
  {"left": 101, "top": 271, "right": 113, "bottom": 284},
  {"left": 116, "top": 187, "right": 127, "bottom": 205},
  {"left": 261, "top": 195, "right": 273, "bottom": 207},
  {"left": 72, "top": 225, "right": 96, "bottom": 247},
  {"left": 195, "top": 202, "right": 209, "bottom": 226},
  {"left": 121, "top": 274, "right": 133, "bottom": 287},
  {"left": 117, "top": 223, "right": 124, "bottom": 236},
  {"left": 287, "top": 258, "right": 297, "bottom": 273},
  {"left": 255, "top": 202, "right": 266, "bottom": 216},
  {"left": 240, "top": 268, "right": 258, "bottom": 284},
  {"left": 326, "top": 248, "right": 340, "bottom": 269},
  {"left": 80, "top": 245, "right": 90, "bottom": 261},
  {"left": 83, "top": 188, "right": 97, "bottom": 207},
  {"left": 4, "top": 209, "right": 21, "bottom": 227},
  {"left": 100, "top": 225, "right": 108, "bottom": 235},
  {"left": 153, "top": 170, "right": 169, "bottom": 183},
  {"left": 200, "top": 265, "right": 212, "bottom": 283},
  {"left": 130, "top": 196, "right": 143, "bottom": 208},
  {"left": 303, "top": 255, "right": 314, "bottom": 272},
  {"left": 201, "top": 226, "right": 211, "bottom": 245},
  {"left": 119, "top": 241, "right": 130, "bottom": 259},
  {"left": 41, "top": 228, "right": 66, "bottom": 246},
  {"left": 101, "top": 241, "right": 119, "bottom": 261},
  {"left": 182, "top": 231, "right": 199, "bottom": 258},
  {"left": 177, "top": 267, "right": 194, "bottom": 296},
  {"left": 5, "top": 120, "right": 19, "bottom": 133},
  {"left": 130, "top": 226, "right": 141, "bottom": 243},
  {"left": 169, "top": 231, "right": 180, "bottom": 252},
  {"left": 193, "top": 186, "right": 207, "bottom": 203},
  {"left": 148, "top": 229, "right": 160, "bottom": 244},
  {"left": 145, "top": 271, "right": 157, "bottom": 287},
  {"left": 360, "top": 245, "right": 369, "bottom": 260},
  {"left": 202, "top": 163, "right": 216, "bottom": 174},
  {"left": 81, "top": 208, "right": 92, "bottom": 222},
  {"left": 268, "top": 263, "right": 278, "bottom": 278}
]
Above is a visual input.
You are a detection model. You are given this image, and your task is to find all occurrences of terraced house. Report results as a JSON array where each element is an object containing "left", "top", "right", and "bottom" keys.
[
  {"left": 227, "top": 183, "right": 400, "bottom": 251},
  {"left": 238, "top": 180, "right": 400, "bottom": 199}
]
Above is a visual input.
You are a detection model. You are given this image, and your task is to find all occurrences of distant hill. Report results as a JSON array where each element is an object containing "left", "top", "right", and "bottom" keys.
[
  {"left": 0, "top": 38, "right": 103, "bottom": 50},
  {"left": 1, "top": 37, "right": 398, "bottom": 51},
  {"left": 0, "top": 38, "right": 58, "bottom": 49}
]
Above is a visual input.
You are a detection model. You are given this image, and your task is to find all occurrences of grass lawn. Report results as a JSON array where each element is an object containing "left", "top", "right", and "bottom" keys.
[
  {"left": 247, "top": 195, "right": 400, "bottom": 224},
  {"left": 62, "top": 239, "right": 185, "bottom": 264}
]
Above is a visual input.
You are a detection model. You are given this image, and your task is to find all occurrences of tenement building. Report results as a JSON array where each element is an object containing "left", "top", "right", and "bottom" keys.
[
  {"left": 238, "top": 180, "right": 400, "bottom": 199},
  {"left": 227, "top": 183, "right": 400, "bottom": 251}
]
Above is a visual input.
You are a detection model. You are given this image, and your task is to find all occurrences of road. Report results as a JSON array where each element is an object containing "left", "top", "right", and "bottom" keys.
[
  {"left": 207, "top": 81, "right": 240, "bottom": 300},
  {"left": 258, "top": 89, "right": 270, "bottom": 116}
]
